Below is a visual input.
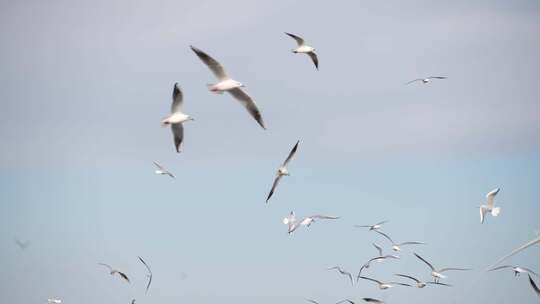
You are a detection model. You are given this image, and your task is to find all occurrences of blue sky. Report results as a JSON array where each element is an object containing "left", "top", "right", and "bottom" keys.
[{"left": 1, "top": 1, "right": 539, "bottom": 303}]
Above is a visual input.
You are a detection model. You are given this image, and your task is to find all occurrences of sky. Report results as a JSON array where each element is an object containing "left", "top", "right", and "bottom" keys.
[{"left": 0, "top": 0, "right": 539, "bottom": 303}]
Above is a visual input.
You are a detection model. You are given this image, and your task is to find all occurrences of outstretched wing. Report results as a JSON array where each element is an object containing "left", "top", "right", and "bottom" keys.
[
  {"left": 171, "top": 123, "right": 184, "bottom": 153},
  {"left": 373, "top": 243, "right": 383, "bottom": 256},
  {"left": 406, "top": 79, "right": 423, "bottom": 85},
  {"left": 413, "top": 253, "right": 435, "bottom": 271},
  {"left": 489, "top": 234, "right": 540, "bottom": 269},
  {"left": 171, "top": 83, "right": 183, "bottom": 113},
  {"left": 228, "top": 88, "right": 266, "bottom": 129},
  {"left": 398, "top": 241, "right": 426, "bottom": 246},
  {"left": 358, "top": 276, "right": 381, "bottom": 285},
  {"left": 439, "top": 267, "right": 471, "bottom": 273},
  {"left": 138, "top": 256, "right": 153, "bottom": 293},
  {"left": 266, "top": 175, "right": 282, "bottom": 203},
  {"left": 426, "top": 281, "right": 452, "bottom": 287},
  {"left": 395, "top": 274, "right": 420, "bottom": 283},
  {"left": 115, "top": 271, "right": 130, "bottom": 283},
  {"left": 529, "top": 274, "right": 540, "bottom": 298},
  {"left": 98, "top": 263, "right": 113, "bottom": 272},
  {"left": 285, "top": 32, "right": 305, "bottom": 46},
  {"left": 428, "top": 76, "right": 447, "bottom": 80},
  {"left": 375, "top": 230, "right": 394, "bottom": 244},
  {"left": 307, "top": 52, "right": 319, "bottom": 70},
  {"left": 486, "top": 188, "right": 500, "bottom": 208},
  {"left": 190, "top": 46, "right": 228, "bottom": 81},
  {"left": 282, "top": 140, "right": 300, "bottom": 167}
]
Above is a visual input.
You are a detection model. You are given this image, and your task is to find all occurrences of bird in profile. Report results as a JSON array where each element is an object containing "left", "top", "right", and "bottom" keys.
[
  {"left": 283, "top": 211, "right": 339, "bottom": 234},
  {"left": 138, "top": 256, "right": 153, "bottom": 293},
  {"left": 161, "top": 83, "right": 194, "bottom": 153},
  {"left": 14, "top": 239, "right": 30, "bottom": 250},
  {"left": 357, "top": 276, "right": 411, "bottom": 289},
  {"left": 355, "top": 220, "right": 388, "bottom": 231},
  {"left": 479, "top": 188, "right": 501, "bottom": 224},
  {"left": 328, "top": 266, "right": 354, "bottom": 285},
  {"left": 406, "top": 76, "right": 447, "bottom": 85},
  {"left": 529, "top": 274, "right": 540, "bottom": 298},
  {"left": 47, "top": 299, "right": 62, "bottom": 304},
  {"left": 153, "top": 161, "right": 175, "bottom": 178},
  {"left": 357, "top": 255, "right": 400, "bottom": 280},
  {"left": 413, "top": 252, "right": 470, "bottom": 283},
  {"left": 362, "top": 298, "right": 384, "bottom": 304},
  {"left": 489, "top": 265, "right": 539, "bottom": 278},
  {"left": 394, "top": 274, "right": 452, "bottom": 288},
  {"left": 285, "top": 32, "right": 319, "bottom": 70},
  {"left": 98, "top": 263, "right": 130, "bottom": 283},
  {"left": 190, "top": 46, "right": 265, "bottom": 129},
  {"left": 489, "top": 231, "right": 540, "bottom": 269},
  {"left": 375, "top": 230, "right": 425, "bottom": 252},
  {"left": 266, "top": 140, "right": 299, "bottom": 203}
]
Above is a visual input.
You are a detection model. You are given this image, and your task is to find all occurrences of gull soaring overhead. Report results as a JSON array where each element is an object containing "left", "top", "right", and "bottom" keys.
[
  {"left": 406, "top": 76, "right": 447, "bottom": 85},
  {"left": 266, "top": 140, "right": 299, "bottom": 203},
  {"left": 479, "top": 188, "right": 501, "bottom": 224},
  {"left": 285, "top": 32, "right": 319, "bottom": 70},
  {"left": 138, "top": 256, "right": 153, "bottom": 293},
  {"left": 153, "top": 161, "right": 175, "bottom": 178},
  {"left": 98, "top": 263, "right": 130, "bottom": 283},
  {"left": 394, "top": 274, "right": 451, "bottom": 288},
  {"left": 161, "top": 83, "right": 194, "bottom": 153},
  {"left": 413, "top": 252, "right": 470, "bottom": 283},
  {"left": 355, "top": 221, "right": 388, "bottom": 231}
]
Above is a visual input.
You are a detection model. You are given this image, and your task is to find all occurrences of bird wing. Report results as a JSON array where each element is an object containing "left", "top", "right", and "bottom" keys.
[
  {"left": 98, "top": 263, "right": 113, "bottom": 272},
  {"left": 362, "top": 298, "right": 383, "bottom": 304},
  {"left": 413, "top": 253, "right": 435, "bottom": 271},
  {"left": 374, "top": 220, "right": 388, "bottom": 226},
  {"left": 171, "top": 123, "right": 184, "bottom": 153},
  {"left": 284, "top": 32, "right": 305, "bottom": 46},
  {"left": 138, "top": 256, "right": 152, "bottom": 293},
  {"left": 282, "top": 140, "right": 300, "bottom": 167},
  {"left": 486, "top": 188, "right": 500, "bottom": 208},
  {"left": 358, "top": 276, "right": 381, "bottom": 285},
  {"left": 388, "top": 282, "right": 411, "bottom": 287},
  {"left": 395, "top": 274, "right": 420, "bottom": 283},
  {"left": 398, "top": 241, "right": 426, "bottom": 246},
  {"left": 227, "top": 88, "right": 266, "bottom": 129},
  {"left": 266, "top": 175, "right": 282, "bottom": 203},
  {"left": 115, "top": 271, "right": 130, "bottom": 283},
  {"left": 428, "top": 76, "right": 447, "bottom": 80},
  {"left": 488, "top": 265, "right": 514, "bottom": 272},
  {"left": 354, "top": 225, "right": 371, "bottom": 228},
  {"left": 171, "top": 83, "right": 183, "bottom": 113},
  {"left": 426, "top": 281, "right": 452, "bottom": 287},
  {"left": 153, "top": 161, "right": 166, "bottom": 171},
  {"left": 309, "top": 215, "right": 339, "bottom": 220},
  {"left": 406, "top": 79, "right": 423, "bottom": 84},
  {"left": 357, "top": 264, "right": 368, "bottom": 281},
  {"left": 529, "top": 274, "right": 540, "bottom": 297},
  {"left": 305, "top": 299, "right": 320, "bottom": 304},
  {"left": 375, "top": 230, "right": 394, "bottom": 244},
  {"left": 373, "top": 243, "right": 383, "bottom": 256},
  {"left": 438, "top": 267, "right": 471, "bottom": 273},
  {"left": 336, "top": 300, "right": 354, "bottom": 304},
  {"left": 480, "top": 206, "right": 486, "bottom": 224},
  {"left": 521, "top": 267, "right": 540, "bottom": 278},
  {"left": 190, "top": 46, "right": 228, "bottom": 81},
  {"left": 489, "top": 234, "right": 540, "bottom": 269},
  {"left": 307, "top": 52, "right": 319, "bottom": 70}
]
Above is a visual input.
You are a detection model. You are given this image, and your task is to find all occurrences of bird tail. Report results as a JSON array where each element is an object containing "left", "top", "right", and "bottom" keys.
[{"left": 491, "top": 207, "right": 501, "bottom": 216}]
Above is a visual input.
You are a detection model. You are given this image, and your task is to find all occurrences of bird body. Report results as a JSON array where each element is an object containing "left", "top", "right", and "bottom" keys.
[
  {"left": 208, "top": 79, "right": 244, "bottom": 92},
  {"left": 294, "top": 45, "right": 315, "bottom": 54}
]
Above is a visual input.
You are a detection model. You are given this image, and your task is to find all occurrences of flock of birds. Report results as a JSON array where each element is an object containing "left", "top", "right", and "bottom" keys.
[{"left": 11, "top": 31, "right": 539, "bottom": 304}]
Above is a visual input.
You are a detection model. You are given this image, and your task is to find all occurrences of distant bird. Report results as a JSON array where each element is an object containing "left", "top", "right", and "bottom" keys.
[
  {"left": 285, "top": 32, "right": 319, "bottom": 70},
  {"left": 358, "top": 276, "right": 411, "bottom": 289},
  {"left": 283, "top": 211, "right": 339, "bottom": 234},
  {"left": 355, "top": 221, "right": 388, "bottom": 231},
  {"left": 413, "top": 252, "right": 470, "bottom": 283},
  {"left": 48, "top": 299, "right": 62, "bottom": 304},
  {"left": 479, "top": 188, "right": 501, "bottom": 224},
  {"left": 305, "top": 299, "right": 320, "bottom": 304},
  {"left": 394, "top": 274, "right": 452, "bottom": 288},
  {"left": 138, "top": 256, "right": 153, "bottom": 293},
  {"left": 98, "top": 263, "right": 130, "bottom": 283},
  {"left": 362, "top": 298, "right": 384, "bottom": 304},
  {"left": 190, "top": 46, "right": 265, "bottom": 129},
  {"left": 406, "top": 76, "right": 447, "bottom": 85},
  {"left": 161, "top": 83, "right": 194, "bottom": 153},
  {"left": 357, "top": 255, "right": 400, "bottom": 280},
  {"left": 14, "top": 239, "right": 30, "bottom": 250},
  {"left": 328, "top": 266, "right": 354, "bottom": 285},
  {"left": 266, "top": 140, "right": 299, "bottom": 203},
  {"left": 489, "top": 231, "right": 540, "bottom": 269},
  {"left": 529, "top": 274, "right": 540, "bottom": 298},
  {"left": 153, "top": 161, "right": 175, "bottom": 178},
  {"left": 489, "top": 265, "right": 539, "bottom": 278},
  {"left": 335, "top": 300, "right": 355, "bottom": 304},
  {"left": 375, "top": 231, "right": 425, "bottom": 252}
]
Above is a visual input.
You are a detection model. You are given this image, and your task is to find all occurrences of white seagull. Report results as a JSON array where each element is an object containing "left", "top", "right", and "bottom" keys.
[
  {"left": 479, "top": 188, "right": 501, "bottom": 224},
  {"left": 406, "top": 76, "right": 447, "bottom": 85},
  {"left": 283, "top": 211, "right": 339, "bottom": 234},
  {"left": 190, "top": 46, "right": 265, "bottom": 129},
  {"left": 48, "top": 299, "right": 62, "bottom": 304},
  {"left": 328, "top": 266, "right": 354, "bottom": 285},
  {"left": 358, "top": 276, "right": 411, "bottom": 290},
  {"left": 98, "top": 263, "right": 130, "bottom": 283},
  {"left": 285, "top": 32, "right": 319, "bottom": 70},
  {"left": 529, "top": 274, "right": 540, "bottom": 298},
  {"left": 138, "top": 256, "right": 153, "bottom": 293},
  {"left": 161, "top": 83, "right": 194, "bottom": 153},
  {"left": 394, "top": 274, "right": 452, "bottom": 288},
  {"left": 375, "top": 230, "right": 425, "bottom": 252},
  {"left": 489, "top": 231, "right": 540, "bottom": 269},
  {"left": 153, "top": 161, "right": 175, "bottom": 178},
  {"left": 266, "top": 140, "right": 299, "bottom": 203},
  {"left": 355, "top": 220, "right": 388, "bottom": 231},
  {"left": 413, "top": 252, "right": 470, "bottom": 283},
  {"left": 489, "top": 265, "right": 539, "bottom": 278}
]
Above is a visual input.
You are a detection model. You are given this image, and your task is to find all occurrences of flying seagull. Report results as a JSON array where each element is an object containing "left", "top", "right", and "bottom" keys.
[
  {"left": 362, "top": 299, "right": 384, "bottom": 304},
  {"left": 356, "top": 255, "right": 400, "bottom": 281},
  {"left": 479, "top": 188, "right": 501, "bottom": 224},
  {"left": 529, "top": 274, "right": 540, "bottom": 298},
  {"left": 335, "top": 300, "right": 355, "bottom": 304},
  {"left": 283, "top": 211, "right": 339, "bottom": 234},
  {"left": 489, "top": 265, "right": 539, "bottom": 278},
  {"left": 14, "top": 239, "right": 30, "bottom": 250},
  {"left": 161, "top": 83, "right": 194, "bottom": 153},
  {"left": 375, "top": 230, "right": 425, "bottom": 252},
  {"left": 190, "top": 46, "right": 265, "bottom": 129},
  {"left": 357, "top": 276, "right": 411, "bottom": 289},
  {"left": 266, "top": 140, "right": 299, "bottom": 203},
  {"left": 489, "top": 231, "right": 540, "bottom": 269},
  {"left": 138, "top": 256, "right": 153, "bottom": 293},
  {"left": 413, "top": 252, "right": 470, "bottom": 283},
  {"left": 355, "top": 220, "right": 388, "bottom": 231},
  {"left": 328, "top": 266, "right": 354, "bottom": 285},
  {"left": 98, "top": 263, "right": 130, "bottom": 283},
  {"left": 153, "top": 161, "right": 175, "bottom": 178},
  {"left": 285, "top": 32, "right": 319, "bottom": 70},
  {"left": 406, "top": 76, "right": 447, "bottom": 85},
  {"left": 394, "top": 274, "right": 451, "bottom": 288}
]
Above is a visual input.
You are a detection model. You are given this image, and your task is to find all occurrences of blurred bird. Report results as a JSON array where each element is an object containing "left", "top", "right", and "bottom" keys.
[
  {"left": 358, "top": 276, "right": 411, "bottom": 289},
  {"left": 285, "top": 32, "right": 319, "bottom": 70},
  {"left": 328, "top": 266, "right": 354, "bottom": 285},
  {"left": 395, "top": 274, "right": 452, "bottom": 288},
  {"left": 283, "top": 212, "right": 339, "bottom": 234},
  {"left": 479, "top": 188, "right": 501, "bottom": 224},
  {"left": 375, "top": 231, "right": 425, "bottom": 252},
  {"left": 355, "top": 221, "right": 388, "bottom": 231},
  {"left": 98, "top": 263, "right": 130, "bottom": 283},
  {"left": 14, "top": 239, "right": 30, "bottom": 250},
  {"left": 413, "top": 252, "right": 470, "bottom": 283},
  {"left": 406, "top": 76, "right": 447, "bottom": 85},
  {"left": 138, "top": 256, "right": 153, "bottom": 293},
  {"left": 489, "top": 265, "right": 539, "bottom": 278},
  {"left": 153, "top": 161, "right": 175, "bottom": 178},
  {"left": 266, "top": 140, "right": 299, "bottom": 203}
]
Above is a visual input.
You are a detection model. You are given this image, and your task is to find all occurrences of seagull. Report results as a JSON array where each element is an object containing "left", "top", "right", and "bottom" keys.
[
  {"left": 153, "top": 161, "right": 175, "bottom": 178},
  {"left": 529, "top": 274, "right": 540, "bottom": 298},
  {"left": 284, "top": 32, "right": 319, "bottom": 70},
  {"left": 479, "top": 188, "right": 501, "bottom": 224},
  {"left": 406, "top": 76, "right": 447, "bottom": 85},
  {"left": 138, "top": 256, "right": 153, "bottom": 293},
  {"left": 328, "top": 266, "right": 354, "bottom": 285},
  {"left": 190, "top": 46, "right": 265, "bottom": 129},
  {"left": 413, "top": 252, "right": 470, "bottom": 283},
  {"left": 362, "top": 299, "right": 384, "bottom": 304},
  {"left": 335, "top": 300, "right": 355, "bottom": 304},
  {"left": 266, "top": 140, "right": 299, "bottom": 203},
  {"left": 356, "top": 255, "right": 400, "bottom": 281},
  {"left": 283, "top": 211, "right": 339, "bottom": 234},
  {"left": 98, "top": 263, "right": 130, "bottom": 283},
  {"left": 489, "top": 231, "right": 540, "bottom": 269},
  {"left": 14, "top": 239, "right": 30, "bottom": 250},
  {"left": 357, "top": 276, "right": 411, "bottom": 289},
  {"left": 355, "top": 221, "right": 388, "bottom": 231},
  {"left": 48, "top": 299, "right": 62, "bottom": 304},
  {"left": 375, "top": 230, "right": 425, "bottom": 252},
  {"left": 394, "top": 274, "right": 452, "bottom": 288},
  {"left": 161, "top": 83, "right": 194, "bottom": 153},
  {"left": 489, "top": 265, "right": 539, "bottom": 278}
]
